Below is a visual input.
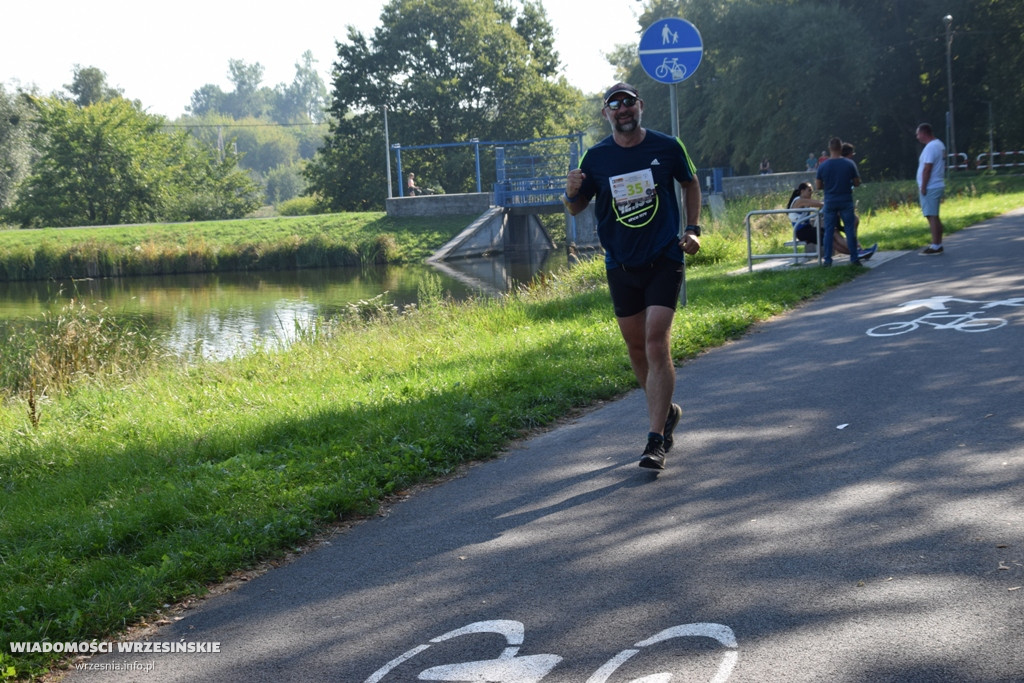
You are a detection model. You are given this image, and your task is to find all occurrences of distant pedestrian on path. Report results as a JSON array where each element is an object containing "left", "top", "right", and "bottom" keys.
[
  {"left": 563, "top": 82, "right": 701, "bottom": 471},
  {"left": 815, "top": 137, "right": 862, "bottom": 267},
  {"left": 915, "top": 123, "right": 946, "bottom": 254}
]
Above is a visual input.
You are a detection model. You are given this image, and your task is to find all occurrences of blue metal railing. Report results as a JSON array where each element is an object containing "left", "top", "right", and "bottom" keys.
[
  {"left": 493, "top": 136, "right": 581, "bottom": 207},
  {"left": 492, "top": 176, "right": 566, "bottom": 207},
  {"left": 392, "top": 132, "right": 731, "bottom": 206}
]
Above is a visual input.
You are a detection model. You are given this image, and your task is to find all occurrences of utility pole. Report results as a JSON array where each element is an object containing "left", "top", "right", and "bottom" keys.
[
  {"left": 943, "top": 15, "right": 956, "bottom": 172},
  {"left": 383, "top": 107, "right": 393, "bottom": 198}
]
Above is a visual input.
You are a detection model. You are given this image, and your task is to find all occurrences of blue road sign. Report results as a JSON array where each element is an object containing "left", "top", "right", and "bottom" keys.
[{"left": 639, "top": 18, "right": 703, "bottom": 84}]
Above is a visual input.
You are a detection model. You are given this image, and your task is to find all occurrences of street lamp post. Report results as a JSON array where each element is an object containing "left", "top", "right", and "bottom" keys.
[{"left": 943, "top": 14, "right": 956, "bottom": 172}]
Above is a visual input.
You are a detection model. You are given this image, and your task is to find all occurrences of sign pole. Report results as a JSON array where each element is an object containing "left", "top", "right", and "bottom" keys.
[
  {"left": 669, "top": 83, "right": 687, "bottom": 306},
  {"left": 638, "top": 17, "right": 702, "bottom": 308}
]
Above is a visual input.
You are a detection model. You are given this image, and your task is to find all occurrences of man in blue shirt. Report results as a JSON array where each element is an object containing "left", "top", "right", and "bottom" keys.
[
  {"left": 563, "top": 82, "right": 702, "bottom": 470},
  {"left": 815, "top": 137, "right": 862, "bottom": 267}
]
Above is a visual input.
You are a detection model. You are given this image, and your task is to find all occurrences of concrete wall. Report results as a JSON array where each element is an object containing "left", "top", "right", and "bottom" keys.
[
  {"left": 428, "top": 208, "right": 556, "bottom": 261},
  {"left": 721, "top": 171, "right": 815, "bottom": 200},
  {"left": 385, "top": 192, "right": 493, "bottom": 217}
]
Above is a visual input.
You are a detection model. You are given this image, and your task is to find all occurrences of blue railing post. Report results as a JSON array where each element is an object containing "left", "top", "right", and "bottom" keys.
[{"left": 494, "top": 147, "right": 506, "bottom": 206}]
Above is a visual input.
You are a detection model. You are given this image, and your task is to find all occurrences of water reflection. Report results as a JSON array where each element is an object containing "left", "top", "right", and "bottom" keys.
[{"left": 0, "top": 250, "right": 575, "bottom": 360}]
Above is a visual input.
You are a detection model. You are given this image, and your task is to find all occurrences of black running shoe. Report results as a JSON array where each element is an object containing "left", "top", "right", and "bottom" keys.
[
  {"left": 639, "top": 436, "right": 666, "bottom": 470},
  {"left": 663, "top": 403, "right": 682, "bottom": 451}
]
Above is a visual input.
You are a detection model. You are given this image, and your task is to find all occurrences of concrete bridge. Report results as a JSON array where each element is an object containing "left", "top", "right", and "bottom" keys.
[
  {"left": 384, "top": 191, "right": 598, "bottom": 262},
  {"left": 386, "top": 135, "right": 600, "bottom": 262}
]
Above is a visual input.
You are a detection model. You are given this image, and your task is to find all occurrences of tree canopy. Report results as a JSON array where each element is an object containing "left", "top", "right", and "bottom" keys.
[
  {"left": 0, "top": 86, "right": 36, "bottom": 212},
  {"left": 305, "top": 0, "right": 588, "bottom": 211},
  {"left": 5, "top": 0, "right": 1020, "bottom": 226},
  {"left": 186, "top": 52, "right": 328, "bottom": 125},
  {"left": 64, "top": 65, "right": 123, "bottom": 107},
  {"left": 610, "top": 0, "right": 1024, "bottom": 177},
  {"left": 7, "top": 96, "right": 261, "bottom": 228}
]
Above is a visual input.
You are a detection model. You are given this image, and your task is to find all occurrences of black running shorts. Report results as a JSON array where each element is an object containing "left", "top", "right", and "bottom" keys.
[{"left": 606, "top": 256, "right": 684, "bottom": 318}]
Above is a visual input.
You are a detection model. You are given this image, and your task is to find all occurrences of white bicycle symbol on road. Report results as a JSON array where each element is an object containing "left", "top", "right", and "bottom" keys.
[
  {"left": 365, "top": 619, "right": 738, "bottom": 682},
  {"left": 866, "top": 296, "right": 1024, "bottom": 337}
]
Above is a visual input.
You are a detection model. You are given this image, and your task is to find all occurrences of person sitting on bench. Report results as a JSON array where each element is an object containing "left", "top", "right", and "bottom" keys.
[
  {"left": 787, "top": 181, "right": 875, "bottom": 259},
  {"left": 787, "top": 181, "right": 823, "bottom": 248},
  {"left": 407, "top": 172, "right": 422, "bottom": 196}
]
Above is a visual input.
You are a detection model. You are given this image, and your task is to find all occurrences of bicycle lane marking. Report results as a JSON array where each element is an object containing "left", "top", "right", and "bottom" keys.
[
  {"left": 364, "top": 619, "right": 739, "bottom": 683},
  {"left": 866, "top": 295, "right": 1024, "bottom": 337}
]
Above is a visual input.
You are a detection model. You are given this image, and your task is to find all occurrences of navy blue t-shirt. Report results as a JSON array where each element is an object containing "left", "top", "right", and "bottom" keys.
[
  {"left": 815, "top": 157, "right": 859, "bottom": 202},
  {"left": 578, "top": 129, "right": 696, "bottom": 269}
]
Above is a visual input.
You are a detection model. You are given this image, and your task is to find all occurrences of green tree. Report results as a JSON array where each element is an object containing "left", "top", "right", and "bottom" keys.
[
  {"left": 305, "top": 0, "right": 586, "bottom": 211},
  {"left": 273, "top": 51, "right": 329, "bottom": 124},
  {"left": 265, "top": 163, "right": 307, "bottom": 204},
  {"left": 64, "top": 65, "right": 123, "bottom": 107},
  {"left": 229, "top": 117, "right": 300, "bottom": 175},
  {"left": 616, "top": 0, "right": 879, "bottom": 174},
  {"left": 0, "top": 86, "right": 36, "bottom": 214},
  {"left": 187, "top": 83, "right": 226, "bottom": 117},
  {"left": 609, "top": 0, "right": 1023, "bottom": 177},
  {"left": 9, "top": 96, "right": 260, "bottom": 227},
  {"left": 187, "top": 54, "right": 328, "bottom": 126},
  {"left": 224, "top": 59, "right": 270, "bottom": 119}
]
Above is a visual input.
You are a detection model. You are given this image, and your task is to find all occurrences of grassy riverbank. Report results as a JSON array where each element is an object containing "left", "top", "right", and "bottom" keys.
[
  {"left": 2, "top": 178, "right": 1023, "bottom": 678},
  {"left": 0, "top": 213, "right": 475, "bottom": 281},
  {"left": 0, "top": 174, "right": 1020, "bottom": 282}
]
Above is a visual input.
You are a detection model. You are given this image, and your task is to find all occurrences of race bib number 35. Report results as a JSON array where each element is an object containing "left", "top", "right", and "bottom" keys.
[
  {"left": 610, "top": 169, "right": 655, "bottom": 205},
  {"left": 609, "top": 168, "right": 658, "bottom": 227}
]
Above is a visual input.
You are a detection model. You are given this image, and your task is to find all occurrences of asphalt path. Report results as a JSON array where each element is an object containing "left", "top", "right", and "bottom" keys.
[{"left": 67, "top": 210, "right": 1024, "bottom": 682}]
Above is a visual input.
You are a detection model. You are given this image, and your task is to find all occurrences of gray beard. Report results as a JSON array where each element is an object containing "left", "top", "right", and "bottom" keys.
[{"left": 612, "top": 113, "right": 641, "bottom": 134}]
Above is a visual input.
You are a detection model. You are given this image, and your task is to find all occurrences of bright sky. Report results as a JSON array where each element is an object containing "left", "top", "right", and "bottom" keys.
[{"left": 2, "top": 1, "right": 645, "bottom": 119}]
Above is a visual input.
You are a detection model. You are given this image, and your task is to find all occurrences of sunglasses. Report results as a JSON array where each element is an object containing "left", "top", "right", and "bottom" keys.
[{"left": 605, "top": 96, "right": 638, "bottom": 110}]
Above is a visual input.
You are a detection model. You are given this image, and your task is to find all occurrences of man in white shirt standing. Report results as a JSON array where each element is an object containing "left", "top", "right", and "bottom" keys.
[{"left": 916, "top": 123, "right": 946, "bottom": 254}]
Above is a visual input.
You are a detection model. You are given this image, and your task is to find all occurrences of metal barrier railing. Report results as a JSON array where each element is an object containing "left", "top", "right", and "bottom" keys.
[
  {"left": 745, "top": 207, "right": 822, "bottom": 272},
  {"left": 975, "top": 150, "right": 1024, "bottom": 170},
  {"left": 948, "top": 152, "right": 969, "bottom": 170}
]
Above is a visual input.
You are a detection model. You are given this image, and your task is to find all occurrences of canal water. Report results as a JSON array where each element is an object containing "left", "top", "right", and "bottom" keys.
[{"left": 0, "top": 249, "right": 575, "bottom": 360}]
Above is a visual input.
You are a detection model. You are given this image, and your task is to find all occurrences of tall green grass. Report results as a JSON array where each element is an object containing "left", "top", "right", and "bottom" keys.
[
  {"left": 0, "top": 298, "right": 167, "bottom": 425},
  {"left": 0, "top": 214, "right": 474, "bottom": 281}
]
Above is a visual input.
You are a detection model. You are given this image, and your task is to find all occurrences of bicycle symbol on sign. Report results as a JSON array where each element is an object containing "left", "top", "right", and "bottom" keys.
[
  {"left": 365, "top": 619, "right": 739, "bottom": 682},
  {"left": 654, "top": 57, "right": 687, "bottom": 81},
  {"left": 866, "top": 296, "right": 1024, "bottom": 337}
]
